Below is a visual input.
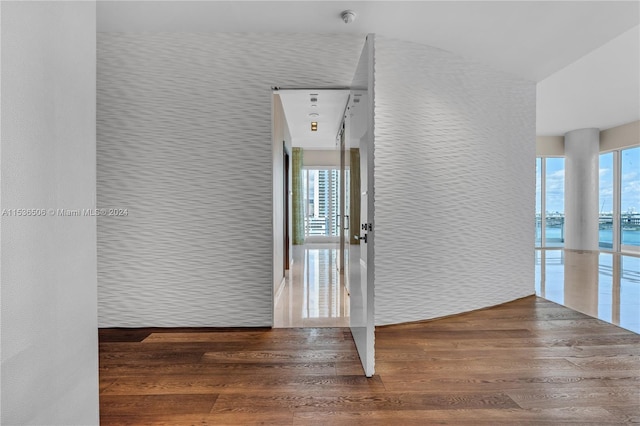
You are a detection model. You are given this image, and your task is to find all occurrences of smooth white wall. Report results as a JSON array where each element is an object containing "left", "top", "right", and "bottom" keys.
[
  {"left": 537, "top": 25, "right": 640, "bottom": 136},
  {"left": 97, "top": 33, "right": 364, "bottom": 326},
  {"left": 374, "top": 37, "right": 536, "bottom": 325},
  {"left": 303, "top": 150, "right": 343, "bottom": 167},
  {"left": 1, "top": 2, "right": 98, "bottom": 424}
]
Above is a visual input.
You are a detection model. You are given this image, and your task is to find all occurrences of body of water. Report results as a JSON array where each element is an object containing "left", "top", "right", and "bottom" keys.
[
  {"left": 536, "top": 226, "right": 640, "bottom": 247},
  {"left": 598, "top": 229, "right": 640, "bottom": 247}
]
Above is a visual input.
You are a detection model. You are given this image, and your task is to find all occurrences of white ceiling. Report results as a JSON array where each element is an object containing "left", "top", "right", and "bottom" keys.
[
  {"left": 278, "top": 90, "right": 350, "bottom": 150},
  {"left": 98, "top": 1, "right": 640, "bottom": 136},
  {"left": 537, "top": 25, "right": 639, "bottom": 136}
]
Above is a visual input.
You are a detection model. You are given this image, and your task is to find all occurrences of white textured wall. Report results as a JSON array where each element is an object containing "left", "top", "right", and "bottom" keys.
[
  {"left": 97, "top": 33, "right": 364, "bottom": 327},
  {"left": 1, "top": 2, "right": 99, "bottom": 424},
  {"left": 374, "top": 37, "right": 536, "bottom": 325}
]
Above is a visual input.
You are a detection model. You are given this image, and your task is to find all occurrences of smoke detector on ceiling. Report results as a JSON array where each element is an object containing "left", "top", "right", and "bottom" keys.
[{"left": 341, "top": 10, "right": 356, "bottom": 24}]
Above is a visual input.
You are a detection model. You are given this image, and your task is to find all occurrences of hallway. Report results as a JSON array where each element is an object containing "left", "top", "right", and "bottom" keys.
[{"left": 274, "top": 244, "right": 350, "bottom": 328}]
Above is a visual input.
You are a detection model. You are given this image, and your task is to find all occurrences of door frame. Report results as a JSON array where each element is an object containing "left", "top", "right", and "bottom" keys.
[{"left": 270, "top": 46, "right": 376, "bottom": 376}]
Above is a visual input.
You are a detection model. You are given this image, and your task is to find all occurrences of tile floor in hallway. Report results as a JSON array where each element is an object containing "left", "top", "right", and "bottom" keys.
[
  {"left": 536, "top": 249, "right": 640, "bottom": 334},
  {"left": 274, "top": 244, "right": 349, "bottom": 328}
]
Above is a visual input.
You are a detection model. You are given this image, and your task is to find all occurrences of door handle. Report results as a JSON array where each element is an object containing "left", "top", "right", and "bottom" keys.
[
  {"left": 344, "top": 215, "right": 349, "bottom": 230},
  {"left": 354, "top": 233, "right": 367, "bottom": 243}
]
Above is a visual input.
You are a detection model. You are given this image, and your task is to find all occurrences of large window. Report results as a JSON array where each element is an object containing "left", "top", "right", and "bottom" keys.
[
  {"left": 599, "top": 152, "right": 614, "bottom": 249},
  {"left": 545, "top": 158, "right": 565, "bottom": 247},
  {"left": 539, "top": 145, "right": 639, "bottom": 252},
  {"left": 537, "top": 157, "right": 565, "bottom": 248},
  {"left": 621, "top": 146, "right": 640, "bottom": 251},
  {"left": 535, "top": 158, "right": 542, "bottom": 246},
  {"left": 302, "top": 168, "right": 340, "bottom": 240}
]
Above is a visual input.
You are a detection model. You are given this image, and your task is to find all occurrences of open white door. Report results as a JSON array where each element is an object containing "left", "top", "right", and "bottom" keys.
[{"left": 347, "top": 34, "right": 375, "bottom": 377}]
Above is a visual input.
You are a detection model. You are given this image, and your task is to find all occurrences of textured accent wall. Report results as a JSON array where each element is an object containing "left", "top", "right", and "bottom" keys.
[
  {"left": 374, "top": 37, "right": 536, "bottom": 325},
  {"left": 97, "top": 33, "right": 364, "bottom": 327}
]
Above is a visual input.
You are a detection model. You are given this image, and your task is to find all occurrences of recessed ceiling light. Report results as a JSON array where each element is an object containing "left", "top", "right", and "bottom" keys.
[{"left": 311, "top": 122, "right": 318, "bottom": 131}]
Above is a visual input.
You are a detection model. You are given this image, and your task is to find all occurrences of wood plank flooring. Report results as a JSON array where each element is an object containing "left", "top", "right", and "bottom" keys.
[{"left": 99, "top": 296, "right": 640, "bottom": 425}]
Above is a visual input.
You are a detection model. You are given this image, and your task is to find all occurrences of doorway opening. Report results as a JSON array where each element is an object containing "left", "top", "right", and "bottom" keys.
[
  {"left": 271, "top": 32, "right": 375, "bottom": 378},
  {"left": 272, "top": 88, "right": 351, "bottom": 328}
]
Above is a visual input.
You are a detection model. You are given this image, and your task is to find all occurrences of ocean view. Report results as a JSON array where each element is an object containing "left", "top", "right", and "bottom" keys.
[{"left": 537, "top": 226, "right": 640, "bottom": 247}]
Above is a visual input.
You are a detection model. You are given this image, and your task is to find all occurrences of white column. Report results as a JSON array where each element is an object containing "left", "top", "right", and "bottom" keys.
[{"left": 564, "top": 128, "right": 600, "bottom": 251}]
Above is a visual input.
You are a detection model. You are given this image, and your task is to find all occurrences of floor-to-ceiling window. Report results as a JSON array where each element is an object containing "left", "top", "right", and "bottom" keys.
[
  {"left": 621, "top": 146, "right": 640, "bottom": 252},
  {"left": 537, "top": 157, "right": 565, "bottom": 248},
  {"left": 535, "top": 158, "right": 542, "bottom": 246},
  {"left": 599, "top": 152, "right": 615, "bottom": 249},
  {"left": 539, "top": 145, "right": 639, "bottom": 253}
]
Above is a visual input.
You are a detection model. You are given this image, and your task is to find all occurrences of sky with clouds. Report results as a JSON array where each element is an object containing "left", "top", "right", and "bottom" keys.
[{"left": 537, "top": 146, "right": 639, "bottom": 215}]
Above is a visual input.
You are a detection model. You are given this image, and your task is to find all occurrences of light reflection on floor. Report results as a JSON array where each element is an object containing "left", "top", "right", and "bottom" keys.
[
  {"left": 274, "top": 244, "right": 349, "bottom": 328},
  {"left": 536, "top": 249, "right": 640, "bottom": 334},
  {"left": 277, "top": 246, "right": 639, "bottom": 330}
]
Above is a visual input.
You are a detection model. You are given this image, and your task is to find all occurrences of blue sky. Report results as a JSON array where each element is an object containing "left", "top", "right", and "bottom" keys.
[
  {"left": 545, "top": 158, "right": 565, "bottom": 213},
  {"left": 600, "top": 152, "right": 614, "bottom": 213}
]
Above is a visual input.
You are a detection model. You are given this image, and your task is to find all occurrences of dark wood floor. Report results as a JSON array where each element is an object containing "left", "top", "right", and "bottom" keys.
[{"left": 99, "top": 296, "right": 640, "bottom": 425}]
